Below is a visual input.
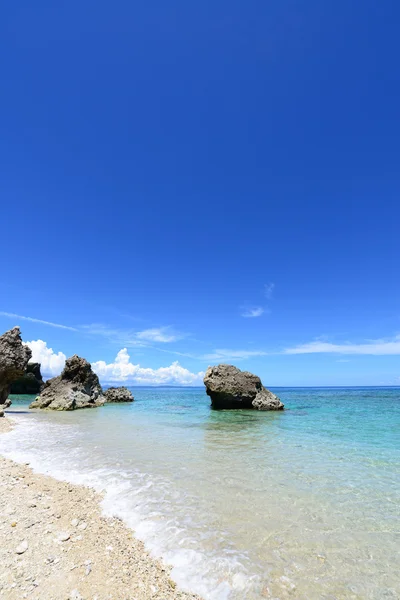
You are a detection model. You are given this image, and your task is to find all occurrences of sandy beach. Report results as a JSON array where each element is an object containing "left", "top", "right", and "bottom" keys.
[{"left": 0, "top": 417, "right": 202, "bottom": 600}]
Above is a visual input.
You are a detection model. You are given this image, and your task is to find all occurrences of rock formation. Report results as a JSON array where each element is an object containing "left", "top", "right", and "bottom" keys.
[
  {"left": 0, "top": 327, "right": 32, "bottom": 412},
  {"left": 104, "top": 387, "right": 134, "bottom": 403},
  {"left": 203, "top": 364, "right": 284, "bottom": 410},
  {"left": 29, "top": 355, "right": 105, "bottom": 410},
  {"left": 10, "top": 363, "right": 44, "bottom": 395}
]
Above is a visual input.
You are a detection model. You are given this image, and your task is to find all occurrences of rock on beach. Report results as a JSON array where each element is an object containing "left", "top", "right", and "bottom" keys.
[
  {"left": 29, "top": 355, "right": 105, "bottom": 411},
  {"left": 0, "top": 327, "right": 32, "bottom": 410},
  {"left": 104, "top": 386, "right": 134, "bottom": 403},
  {"left": 10, "top": 362, "right": 44, "bottom": 395},
  {"left": 203, "top": 364, "right": 284, "bottom": 410}
]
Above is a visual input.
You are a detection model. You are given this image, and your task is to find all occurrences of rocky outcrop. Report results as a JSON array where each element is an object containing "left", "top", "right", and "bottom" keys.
[
  {"left": 10, "top": 363, "right": 44, "bottom": 395},
  {"left": 104, "top": 387, "right": 134, "bottom": 403},
  {"left": 203, "top": 364, "right": 284, "bottom": 410},
  {"left": 0, "top": 327, "right": 32, "bottom": 411},
  {"left": 29, "top": 355, "right": 105, "bottom": 410}
]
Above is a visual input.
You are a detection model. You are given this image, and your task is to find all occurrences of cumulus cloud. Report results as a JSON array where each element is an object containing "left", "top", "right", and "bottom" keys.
[
  {"left": 284, "top": 335, "right": 400, "bottom": 355},
  {"left": 25, "top": 340, "right": 66, "bottom": 378},
  {"left": 92, "top": 348, "right": 204, "bottom": 385},
  {"left": 241, "top": 307, "right": 264, "bottom": 318}
]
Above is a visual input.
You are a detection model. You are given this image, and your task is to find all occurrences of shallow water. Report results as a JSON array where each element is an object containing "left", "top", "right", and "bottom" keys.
[{"left": 1, "top": 387, "right": 399, "bottom": 599}]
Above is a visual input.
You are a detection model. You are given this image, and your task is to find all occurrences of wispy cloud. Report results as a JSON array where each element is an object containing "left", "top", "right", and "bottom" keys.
[
  {"left": 136, "top": 327, "right": 181, "bottom": 343},
  {"left": 264, "top": 282, "right": 275, "bottom": 300},
  {"left": 284, "top": 335, "right": 400, "bottom": 355},
  {"left": 82, "top": 323, "right": 145, "bottom": 346},
  {"left": 241, "top": 307, "right": 264, "bottom": 318},
  {"left": 0, "top": 311, "right": 78, "bottom": 331},
  {"left": 83, "top": 323, "right": 183, "bottom": 346},
  {"left": 201, "top": 348, "right": 268, "bottom": 361}
]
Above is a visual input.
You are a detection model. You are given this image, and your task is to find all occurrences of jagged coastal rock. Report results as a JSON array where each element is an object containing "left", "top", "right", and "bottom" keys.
[
  {"left": 203, "top": 364, "right": 284, "bottom": 410},
  {"left": 0, "top": 327, "right": 32, "bottom": 412},
  {"left": 10, "top": 362, "right": 44, "bottom": 395},
  {"left": 30, "top": 355, "right": 105, "bottom": 410},
  {"left": 104, "top": 387, "right": 134, "bottom": 403}
]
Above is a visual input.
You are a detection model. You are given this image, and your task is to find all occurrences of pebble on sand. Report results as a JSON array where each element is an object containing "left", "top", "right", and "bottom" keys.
[{"left": 15, "top": 540, "right": 29, "bottom": 554}]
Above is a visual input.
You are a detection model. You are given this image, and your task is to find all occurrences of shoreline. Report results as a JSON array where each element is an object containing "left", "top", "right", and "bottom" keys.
[{"left": 0, "top": 417, "right": 203, "bottom": 600}]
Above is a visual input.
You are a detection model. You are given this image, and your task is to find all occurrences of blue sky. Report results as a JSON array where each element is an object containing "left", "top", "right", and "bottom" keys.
[{"left": 1, "top": 1, "right": 399, "bottom": 386}]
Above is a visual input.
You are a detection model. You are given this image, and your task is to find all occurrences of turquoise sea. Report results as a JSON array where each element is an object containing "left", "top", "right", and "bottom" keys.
[{"left": 1, "top": 387, "right": 399, "bottom": 599}]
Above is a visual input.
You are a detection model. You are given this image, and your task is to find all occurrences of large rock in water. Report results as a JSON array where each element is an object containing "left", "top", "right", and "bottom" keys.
[
  {"left": 104, "top": 387, "right": 134, "bottom": 403},
  {"left": 203, "top": 364, "right": 284, "bottom": 410},
  {"left": 0, "top": 327, "right": 32, "bottom": 411},
  {"left": 10, "top": 363, "right": 44, "bottom": 395},
  {"left": 29, "top": 355, "right": 105, "bottom": 410}
]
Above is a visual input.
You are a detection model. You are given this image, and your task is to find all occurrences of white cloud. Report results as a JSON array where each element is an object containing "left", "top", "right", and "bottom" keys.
[
  {"left": 241, "top": 307, "right": 264, "bottom": 318},
  {"left": 83, "top": 323, "right": 182, "bottom": 346},
  {"left": 92, "top": 348, "right": 204, "bottom": 385},
  {"left": 264, "top": 282, "right": 275, "bottom": 300},
  {"left": 136, "top": 327, "right": 179, "bottom": 343},
  {"left": 202, "top": 348, "right": 268, "bottom": 361},
  {"left": 82, "top": 323, "right": 146, "bottom": 348},
  {"left": 0, "top": 311, "right": 77, "bottom": 331},
  {"left": 284, "top": 335, "right": 400, "bottom": 355},
  {"left": 25, "top": 340, "right": 66, "bottom": 378}
]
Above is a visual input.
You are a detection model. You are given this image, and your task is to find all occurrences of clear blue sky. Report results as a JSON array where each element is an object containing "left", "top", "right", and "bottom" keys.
[{"left": 1, "top": 1, "right": 399, "bottom": 385}]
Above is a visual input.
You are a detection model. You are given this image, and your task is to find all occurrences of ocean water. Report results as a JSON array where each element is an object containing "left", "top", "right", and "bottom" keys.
[{"left": 1, "top": 387, "right": 399, "bottom": 600}]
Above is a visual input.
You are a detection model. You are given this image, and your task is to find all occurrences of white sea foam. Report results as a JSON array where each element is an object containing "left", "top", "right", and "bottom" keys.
[{"left": 0, "top": 414, "right": 256, "bottom": 600}]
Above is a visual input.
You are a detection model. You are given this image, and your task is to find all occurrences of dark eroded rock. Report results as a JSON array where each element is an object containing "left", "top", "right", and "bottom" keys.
[
  {"left": 10, "top": 362, "right": 44, "bottom": 395},
  {"left": 203, "top": 364, "right": 284, "bottom": 410},
  {"left": 104, "top": 387, "right": 134, "bottom": 403},
  {"left": 30, "top": 355, "right": 105, "bottom": 410},
  {"left": 0, "top": 327, "right": 32, "bottom": 409}
]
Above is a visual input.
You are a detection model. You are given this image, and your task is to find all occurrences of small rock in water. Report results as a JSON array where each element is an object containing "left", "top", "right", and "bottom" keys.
[
  {"left": 57, "top": 532, "right": 70, "bottom": 542},
  {"left": 15, "top": 540, "right": 28, "bottom": 554}
]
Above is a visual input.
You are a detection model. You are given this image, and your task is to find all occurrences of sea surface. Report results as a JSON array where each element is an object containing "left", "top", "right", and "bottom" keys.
[{"left": 1, "top": 387, "right": 399, "bottom": 600}]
